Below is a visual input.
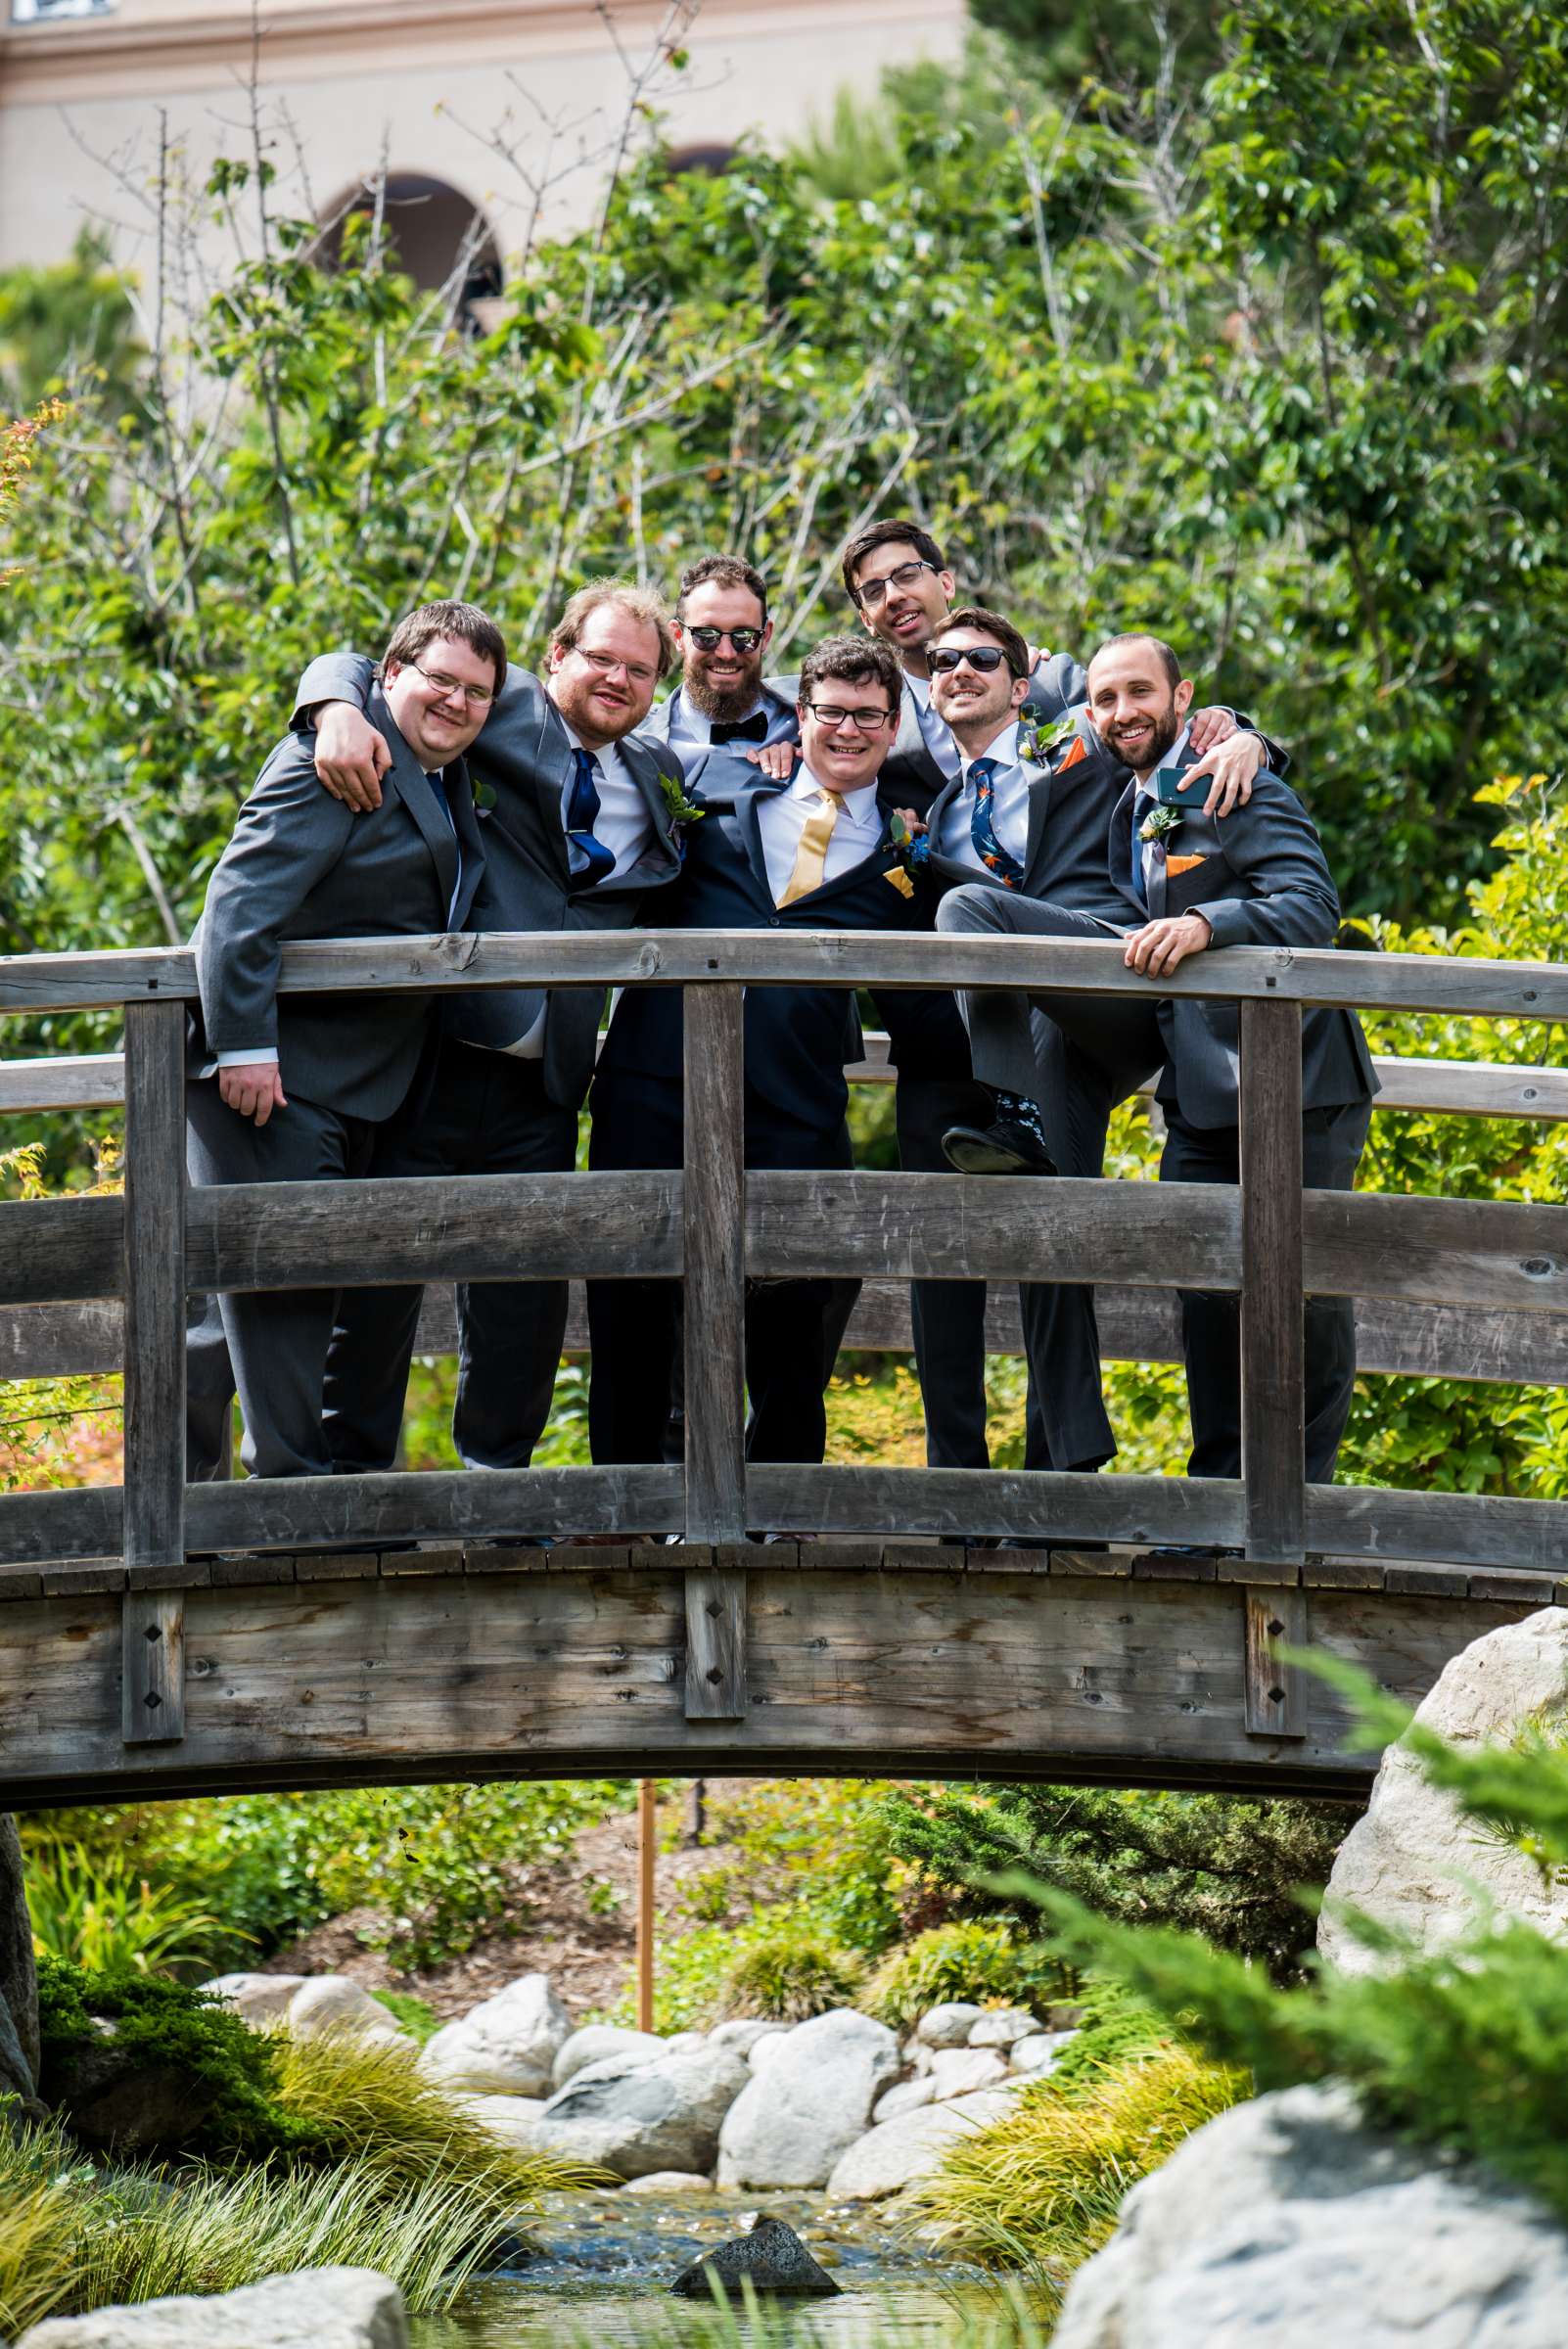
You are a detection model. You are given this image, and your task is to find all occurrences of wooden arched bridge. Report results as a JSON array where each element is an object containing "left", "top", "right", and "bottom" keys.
[{"left": 0, "top": 931, "right": 1564, "bottom": 1808}]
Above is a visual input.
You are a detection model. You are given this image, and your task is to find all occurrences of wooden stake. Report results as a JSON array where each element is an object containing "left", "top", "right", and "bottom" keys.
[{"left": 636, "top": 1776, "right": 657, "bottom": 2031}]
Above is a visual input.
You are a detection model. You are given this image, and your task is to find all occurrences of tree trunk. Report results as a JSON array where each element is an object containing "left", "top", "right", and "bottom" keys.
[{"left": 0, "top": 1816, "right": 41, "bottom": 2114}]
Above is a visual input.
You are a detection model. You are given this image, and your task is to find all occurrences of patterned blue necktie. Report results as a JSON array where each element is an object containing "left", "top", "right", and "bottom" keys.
[
  {"left": 967, "top": 757, "right": 1026, "bottom": 890},
  {"left": 566, "top": 747, "right": 616, "bottom": 892}
]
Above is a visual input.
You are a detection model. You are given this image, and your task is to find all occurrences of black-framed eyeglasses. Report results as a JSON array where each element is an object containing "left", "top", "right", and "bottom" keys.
[
  {"left": 804, "top": 702, "right": 897, "bottom": 732},
  {"left": 684, "top": 625, "right": 765, "bottom": 654},
  {"left": 853, "top": 559, "right": 939, "bottom": 609},
  {"left": 929, "top": 645, "right": 1021, "bottom": 677},
  {"left": 409, "top": 663, "right": 496, "bottom": 708}
]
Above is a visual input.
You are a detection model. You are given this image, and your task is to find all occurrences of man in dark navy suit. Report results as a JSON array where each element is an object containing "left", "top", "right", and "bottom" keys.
[{"left": 587, "top": 633, "right": 925, "bottom": 1467}]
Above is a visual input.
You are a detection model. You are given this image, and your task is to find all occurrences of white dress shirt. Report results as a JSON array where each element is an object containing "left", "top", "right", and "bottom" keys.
[
  {"left": 934, "top": 721, "right": 1033, "bottom": 878},
  {"left": 902, "top": 669, "right": 962, "bottom": 782},
  {"left": 661, "top": 686, "right": 792, "bottom": 759},
  {"left": 757, "top": 766, "right": 885, "bottom": 904}
]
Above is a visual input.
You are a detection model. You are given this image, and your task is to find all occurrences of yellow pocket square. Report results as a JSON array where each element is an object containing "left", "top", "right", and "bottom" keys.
[
  {"left": 883, "top": 865, "right": 916, "bottom": 898},
  {"left": 1165, "top": 853, "right": 1208, "bottom": 878}
]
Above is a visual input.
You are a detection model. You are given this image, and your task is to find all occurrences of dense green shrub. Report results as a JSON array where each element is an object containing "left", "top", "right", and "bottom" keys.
[
  {"left": 864, "top": 1921, "right": 1069, "bottom": 2029},
  {"left": 883, "top": 1783, "right": 1350, "bottom": 1982},
  {"left": 711, "top": 1930, "right": 867, "bottom": 2023}
]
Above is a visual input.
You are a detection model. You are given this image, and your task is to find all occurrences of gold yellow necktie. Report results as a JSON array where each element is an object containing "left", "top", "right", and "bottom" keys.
[{"left": 778, "top": 789, "right": 840, "bottom": 906}]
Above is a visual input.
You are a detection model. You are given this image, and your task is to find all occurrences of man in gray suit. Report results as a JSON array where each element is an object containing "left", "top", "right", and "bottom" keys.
[
  {"left": 639, "top": 553, "right": 799, "bottom": 765},
  {"left": 291, "top": 580, "right": 688, "bottom": 1480},
  {"left": 187, "top": 598, "right": 497, "bottom": 1479},
  {"left": 940, "top": 629, "right": 1377, "bottom": 1487}
]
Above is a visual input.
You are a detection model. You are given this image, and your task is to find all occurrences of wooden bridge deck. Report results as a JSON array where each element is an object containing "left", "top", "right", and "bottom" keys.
[{"left": 0, "top": 927, "right": 1564, "bottom": 1805}]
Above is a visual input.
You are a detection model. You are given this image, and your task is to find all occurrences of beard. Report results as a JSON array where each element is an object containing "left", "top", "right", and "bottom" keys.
[
  {"left": 684, "top": 656, "right": 765, "bottom": 723},
  {"left": 1108, "top": 698, "right": 1182, "bottom": 774}
]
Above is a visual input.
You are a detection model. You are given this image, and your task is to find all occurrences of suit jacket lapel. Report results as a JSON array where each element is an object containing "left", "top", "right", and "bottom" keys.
[
  {"left": 620, "top": 735, "right": 681, "bottom": 872},
  {"left": 371, "top": 688, "right": 461, "bottom": 912},
  {"left": 722, "top": 781, "right": 777, "bottom": 904},
  {"left": 446, "top": 759, "right": 486, "bottom": 929}
]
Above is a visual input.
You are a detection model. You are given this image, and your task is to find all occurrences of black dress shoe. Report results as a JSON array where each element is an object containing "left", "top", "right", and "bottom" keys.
[{"left": 942, "top": 1120, "right": 1058, "bottom": 1175}]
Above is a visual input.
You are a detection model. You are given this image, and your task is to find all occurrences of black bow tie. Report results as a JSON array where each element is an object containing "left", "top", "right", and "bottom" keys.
[{"left": 710, "top": 713, "right": 769, "bottom": 747}]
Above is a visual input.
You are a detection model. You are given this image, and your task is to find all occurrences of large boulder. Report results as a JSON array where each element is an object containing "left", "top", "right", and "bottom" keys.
[
  {"left": 709, "top": 2019, "right": 787, "bottom": 2057},
  {"left": 928, "top": 2047, "right": 1009, "bottom": 2100},
  {"left": 1319, "top": 1608, "right": 1568, "bottom": 1975},
  {"left": 535, "top": 2040, "right": 751, "bottom": 2180},
  {"left": 669, "top": 2215, "right": 840, "bottom": 2299},
  {"left": 420, "top": 1973, "right": 570, "bottom": 2096},
  {"left": 201, "top": 1974, "right": 303, "bottom": 2030},
  {"left": 914, "top": 2002, "right": 986, "bottom": 2048},
  {"left": 717, "top": 2009, "right": 899, "bottom": 2189},
  {"left": 825, "top": 2086, "right": 1024, "bottom": 2201},
  {"left": 551, "top": 2024, "right": 665, "bottom": 2092},
  {"left": 18, "top": 2266, "right": 406, "bottom": 2347},
  {"left": 1051, "top": 2083, "right": 1568, "bottom": 2349},
  {"left": 968, "top": 2007, "right": 1042, "bottom": 2050},
  {"left": 286, "top": 1979, "right": 406, "bottom": 2046}
]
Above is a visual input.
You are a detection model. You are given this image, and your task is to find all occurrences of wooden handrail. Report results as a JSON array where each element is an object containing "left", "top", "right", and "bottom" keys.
[{"left": 1, "top": 929, "right": 1566, "bottom": 1021}]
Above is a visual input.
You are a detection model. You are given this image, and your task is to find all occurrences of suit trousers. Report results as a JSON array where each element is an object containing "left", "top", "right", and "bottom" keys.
[
  {"left": 587, "top": 1071, "right": 853, "bottom": 1467},
  {"left": 1161, "top": 1099, "right": 1372, "bottom": 1482},
  {"left": 320, "top": 1042, "right": 578, "bottom": 1474},
  {"left": 186, "top": 1081, "right": 383, "bottom": 1478},
  {"left": 934, "top": 885, "right": 1165, "bottom": 1469}
]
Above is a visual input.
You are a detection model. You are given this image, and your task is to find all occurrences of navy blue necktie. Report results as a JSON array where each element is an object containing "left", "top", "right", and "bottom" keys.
[
  {"left": 566, "top": 748, "right": 616, "bottom": 891},
  {"left": 425, "top": 769, "right": 462, "bottom": 922},
  {"left": 967, "top": 758, "right": 1025, "bottom": 889}
]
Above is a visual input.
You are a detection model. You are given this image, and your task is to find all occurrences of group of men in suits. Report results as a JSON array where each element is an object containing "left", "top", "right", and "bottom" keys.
[{"left": 185, "top": 520, "right": 1376, "bottom": 1525}]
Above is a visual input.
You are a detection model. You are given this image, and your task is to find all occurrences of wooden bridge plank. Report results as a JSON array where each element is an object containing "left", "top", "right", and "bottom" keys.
[
  {"left": 1308, "top": 1483, "right": 1568, "bottom": 1574},
  {"left": 1240, "top": 999, "right": 1307, "bottom": 1564},
  {"left": 121, "top": 1589, "right": 184, "bottom": 1745},
  {"left": 744, "top": 1464, "right": 1245, "bottom": 1548},
  {"left": 5, "top": 930, "right": 1568, "bottom": 1024},
  {"left": 682, "top": 983, "right": 746, "bottom": 1544},
  {"left": 684, "top": 1567, "right": 747, "bottom": 1722}
]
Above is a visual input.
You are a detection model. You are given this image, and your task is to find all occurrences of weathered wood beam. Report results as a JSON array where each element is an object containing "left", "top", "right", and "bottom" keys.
[
  {"left": 1240, "top": 998, "right": 1307, "bottom": 1564},
  {"left": 3, "top": 931, "right": 1567, "bottom": 1023},
  {"left": 1243, "top": 1586, "right": 1309, "bottom": 1738},
  {"left": 119, "top": 1002, "right": 187, "bottom": 1745},
  {"left": 743, "top": 1464, "right": 1245, "bottom": 1548}
]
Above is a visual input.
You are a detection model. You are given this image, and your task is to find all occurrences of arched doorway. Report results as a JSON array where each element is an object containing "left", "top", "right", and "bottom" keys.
[{"left": 317, "top": 173, "right": 502, "bottom": 310}]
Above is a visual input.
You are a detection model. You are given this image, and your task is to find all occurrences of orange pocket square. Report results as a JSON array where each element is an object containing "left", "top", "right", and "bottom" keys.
[
  {"left": 1166, "top": 853, "right": 1208, "bottom": 878},
  {"left": 1056, "top": 736, "right": 1087, "bottom": 769},
  {"left": 883, "top": 865, "right": 916, "bottom": 898}
]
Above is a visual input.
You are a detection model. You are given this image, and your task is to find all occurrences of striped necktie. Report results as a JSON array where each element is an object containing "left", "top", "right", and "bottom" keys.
[
  {"left": 967, "top": 757, "right": 1025, "bottom": 889},
  {"left": 778, "top": 789, "right": 839, "bottom": 906}
]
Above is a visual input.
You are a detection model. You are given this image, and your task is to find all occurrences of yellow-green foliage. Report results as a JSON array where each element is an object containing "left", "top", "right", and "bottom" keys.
[
  {"left": 909, "top": 2049, "right": 1246, "bottom": 2283},
  {"left": 269, "top": 2026, "right": 600, "bottom": 2200},
  {"left": 0, "top": 2159, "right": 79, "bottom": 2340},
  {"left": 710, "top": 1930, "right": 868, "bottom": 2023},
  {"left": 865, "top": 1919, "right": 1069, "bottom": 2029}
]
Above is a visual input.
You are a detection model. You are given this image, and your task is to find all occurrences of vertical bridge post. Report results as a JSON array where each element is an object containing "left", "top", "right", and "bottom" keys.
[
  {"left": 120, "top": 1001, "right": 187, "bottom": 1744},
  {"left": 1239, "top": 994, "right": 1307, "bottom": 1739},
  {"left": 681, "top": 982, "right": 747, "bottom": 1719}
]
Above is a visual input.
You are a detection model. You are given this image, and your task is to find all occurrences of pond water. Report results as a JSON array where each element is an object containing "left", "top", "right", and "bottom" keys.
[{"left": 409, "top": 2188, "right": 1041, "bottom": 2348}]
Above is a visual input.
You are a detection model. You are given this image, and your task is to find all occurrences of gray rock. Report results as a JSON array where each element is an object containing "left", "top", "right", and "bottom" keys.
[
  {"left": 287, "top": 1978, "right": 406, "bottom": 2044},
  {"left": 18, "top": 2266, "right": 407, "bottom": 2347},
  {"left": 1011, "top": 2030, "right": 1069, "bottom": 2075},
  {"left": 453, "top": 2095, "right": 549, "bottom": 2147},
  {"left": 421, "top": 1973, "right": 571, "bottom": 2096},
  {"left": 1319, "top": 1608, "right": 1568, "bottom": 1976},
  {"left": 48, "top": 2028, "right": 218, "bottom": 2157},
  {"left": 928, "top": 2047, "right": 1009, "bottom": 2100},
  {"left": 539, "top": 2040, "right": 751, "bottom": 2180},
  {"left": 717, "top": 2008, "right": 899, "bottom": 2189},
  {"left": 914, "top": 2001, "right": 986, "bottom": 2048},
  {"left": 825, "top": 2087, "right": 1023, "bottom": 2201},
  {"left": 709, "top": 2019, "right": 787, "bottom": 2057},
  {"left": 669, "top": 2214, "right": 840, "bottom": 2300},
  {"left": 0, "top": 1817, "right": 40, "bottom": 2110},
  {"left": 968, "top": 2007, "right": 1042, "bottom": 2050},
  {"left": 1052, "top": 2082, "right": 1568, "bottom": 2349},
  {"left": 626, "top": 2170, "right": 713, "bottom": 2192},
  {"left": 551, "top": 2023, "right": 665, "bottom": 2092},
  {"left": 201, "top": 1973, "right": 304, "bottom": 2030},
  {"left": 872, "top": 2076, "right": 937, "bottom": 2124}
]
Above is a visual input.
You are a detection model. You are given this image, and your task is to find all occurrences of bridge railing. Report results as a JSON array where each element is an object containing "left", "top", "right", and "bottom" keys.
[{"left": 1, "top": 933, "right": 1565, "bottom": 1635}]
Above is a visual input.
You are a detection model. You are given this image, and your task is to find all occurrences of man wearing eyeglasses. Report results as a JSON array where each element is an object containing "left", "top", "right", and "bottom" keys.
[
  {"left": 586, "top": 636, "right": 926, "bottom": 1474},
  {"left": 278, "top": 581, "right": 689, "bottom": 1489},
  {"left": 640, "top": 553, "right": 800, "bottom": 763},
  {"left": 185, "top": 600, "right": 496, "bottom": 1479}
]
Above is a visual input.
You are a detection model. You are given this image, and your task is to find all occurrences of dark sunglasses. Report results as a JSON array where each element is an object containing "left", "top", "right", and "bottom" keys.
[
  {"left": 685, "top": 625, "right": 765, "bottom": 654},
  {"left": 929, "top": 645, "right": 1020, "bottom": 676}
]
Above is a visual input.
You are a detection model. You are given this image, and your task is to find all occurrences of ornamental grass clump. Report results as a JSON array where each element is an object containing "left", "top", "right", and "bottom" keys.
[
  {"left": 711, "top": 1927, "right": 868, "bottom": 2022},
  {"left": 864, "top": 1920, "right": 1068, "bottom": 2030},
  {"left": 908, "top": 2048, "right": 1245, "bottom": 2283}
]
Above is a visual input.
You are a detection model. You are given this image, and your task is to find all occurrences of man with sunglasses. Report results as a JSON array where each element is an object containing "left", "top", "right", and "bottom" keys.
[
  {"left": 639, "top": 553, "right": 800, "bottom": 763},
  {"left": 278, "top": 580, "right": 689, "bottom": 1489},
  {"left": 587, "top": 636, "right": 926, "bottom": 1475}
]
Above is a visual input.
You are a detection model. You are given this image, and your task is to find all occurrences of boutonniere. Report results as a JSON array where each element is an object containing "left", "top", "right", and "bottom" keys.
[
  {"left": 1018, "top": 707, "right": 1085, "bottom": 768},
  {"left": 660, "top": 772, "right": 705, "bottom": 829},
  {"left": 888, "top": 808, "right": 930, "bottom": 876},
  {"left": 473, "top": 780, "right": 498, "bottom": 813},
  {"left": 1139, "top": 803, "right": 1183, "bottom": 847},
  {"left": 883, "top": 864, "right": 915, "bottom": 899}
]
